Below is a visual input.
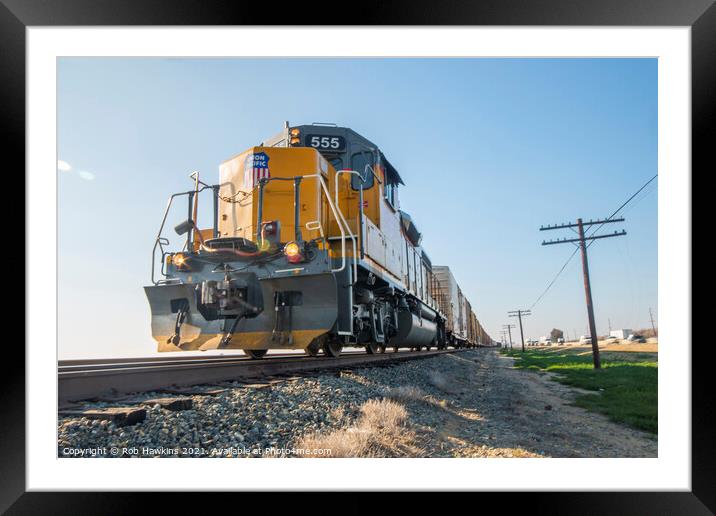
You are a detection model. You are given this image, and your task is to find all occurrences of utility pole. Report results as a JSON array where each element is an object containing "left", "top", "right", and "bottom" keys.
[
  {"left": 503, "top": 324, "right": 515, "bottom": 348},
  {"left": 540, "top": 217, "right": 627, "bottom": 369},
  {"left": 608, "top": 318, "right": 612, "bottom": 333},
  {"left": 649, "top": 307, "right": 657, "bottom": 337},
  {"left": 508, "top": 310, "right": 531, "bottom": 352}
]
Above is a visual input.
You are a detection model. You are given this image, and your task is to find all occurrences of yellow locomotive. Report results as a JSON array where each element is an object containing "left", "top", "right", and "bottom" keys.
[{"left": 144, "top": 123, "right": 492, "bottom": 357}]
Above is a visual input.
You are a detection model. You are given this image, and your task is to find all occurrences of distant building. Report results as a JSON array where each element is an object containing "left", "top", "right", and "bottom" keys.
[{"left": 610, "top": 329, "right": 633, "bottom": 340}]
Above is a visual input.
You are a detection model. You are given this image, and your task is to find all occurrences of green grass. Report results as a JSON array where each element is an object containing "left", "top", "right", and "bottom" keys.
[{"left": 501, "top": 348, "right": 657, "bottom": 434}]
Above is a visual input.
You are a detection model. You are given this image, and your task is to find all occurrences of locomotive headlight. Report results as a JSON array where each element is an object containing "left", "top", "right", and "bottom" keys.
[
  {"left": 283, "top": 241, "right": 304, "bottom": 263},
  {"left": 171, "top": 252, "right": 191, "bottom": 270},
  {"left": 289, "top": 128, "right": 301, "bottom": 145}
]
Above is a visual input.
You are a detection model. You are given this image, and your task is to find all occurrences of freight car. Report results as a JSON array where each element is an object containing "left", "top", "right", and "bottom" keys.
[
  {"left": 144, "top": 123, "right": 492, "bottom": 357},
  {"left": 432, "top": 266, "right": 481, "bottom": 348}
]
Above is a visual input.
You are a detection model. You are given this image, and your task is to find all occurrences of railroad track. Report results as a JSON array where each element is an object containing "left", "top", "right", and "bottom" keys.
[{"left": 58, "top": 348, "right": 467, "bottom": 404}]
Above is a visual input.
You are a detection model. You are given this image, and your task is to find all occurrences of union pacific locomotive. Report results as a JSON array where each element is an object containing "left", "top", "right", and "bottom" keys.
[{"left": 144, "top": 123, "right": 493, "bottom": 358}]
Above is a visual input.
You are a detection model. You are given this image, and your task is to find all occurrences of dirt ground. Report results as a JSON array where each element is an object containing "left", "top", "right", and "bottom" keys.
[
  {"left": 533, "top": 342, "right": 659, "bottom": 353},
  {"left": 412, "top": 349, "right": 658, "bottom": 458},
  {"left": 597, "top": 342, "right": 658, "bottom": 353}
]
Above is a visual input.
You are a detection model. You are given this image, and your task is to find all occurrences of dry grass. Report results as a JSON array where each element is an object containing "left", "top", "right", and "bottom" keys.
[
  {"left": 328, "top": 406, "right": 348, "bottom": 425},
  {"left": 296, "top": 398, "right": 423, "bottom": 458},
  {"left": 359, "top": 398, "right": 407, "bottom": 429},
  {"left": 453, "top": 445, "right": 542, "bottom": 458}
]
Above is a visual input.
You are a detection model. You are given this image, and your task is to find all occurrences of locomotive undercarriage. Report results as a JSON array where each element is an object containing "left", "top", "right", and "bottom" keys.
[{"left": 344, "top": 268, "right": 445, "bottom": 356}]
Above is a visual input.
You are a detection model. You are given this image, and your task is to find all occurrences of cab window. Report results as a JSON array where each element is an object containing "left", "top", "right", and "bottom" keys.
[
  {"left": 384, "top": 180, "right": 398, "bottom": 209},
  {"left": 351, "top": 152, "right": 375, "bottom": 190}
]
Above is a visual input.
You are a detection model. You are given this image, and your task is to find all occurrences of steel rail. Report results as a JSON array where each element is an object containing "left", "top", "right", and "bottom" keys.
[
  {"left": 59, "top": 352, "right": 331, "bottom": 369},
  {"left": 58, "top": 350, "right": 373, "bottom": 373},
  {"left": 58, "top": 348, "right": 467, "bottom": 403}
]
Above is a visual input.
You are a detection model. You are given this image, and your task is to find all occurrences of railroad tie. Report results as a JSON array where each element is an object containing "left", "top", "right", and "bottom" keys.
[{"left": 58, "top": 407, "right": 147, "bottom": 427}]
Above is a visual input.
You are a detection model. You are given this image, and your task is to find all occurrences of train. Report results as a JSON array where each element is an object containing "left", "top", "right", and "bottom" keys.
[{"left": 144, "top": 123, "right": 494, "bottom": 358}]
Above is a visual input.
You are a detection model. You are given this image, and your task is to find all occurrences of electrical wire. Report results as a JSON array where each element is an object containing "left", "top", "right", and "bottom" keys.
[
  {"left": 529, "top": 247, "right": 579, "bottom": 310},
  {"left": 586, "top": 173, "right": 657, "bottom": 248}
]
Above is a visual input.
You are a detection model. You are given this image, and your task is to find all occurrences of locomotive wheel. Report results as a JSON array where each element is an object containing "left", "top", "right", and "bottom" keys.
[
  {"left": 366, "top": 341, "right": 380, "bottom": 354},
  {"left": 305, "top": 338, "right": 322, "bottom": 357},
  {"left": 244, "top": 349, "right": 268, "bottom": 359},
  {"left": 323, "top": 340, "right": 342, "bottom": 358},
  {"left": 425, "top": 344, "right": 431, "bottom": 351},
  {"left": 378, "top": 345, "right": 387, "bottom": 354},
  {"left": 393, "top": 346, "right": 399, "bottom": 352}
]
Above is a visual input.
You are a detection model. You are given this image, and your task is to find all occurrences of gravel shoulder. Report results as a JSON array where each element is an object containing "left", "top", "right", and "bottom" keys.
[
  {"left": 426, "top": 349, "right": 657, "bottom": 457},
  {"left": 58, "top": 348, "right": 657, "bottom": 458}
]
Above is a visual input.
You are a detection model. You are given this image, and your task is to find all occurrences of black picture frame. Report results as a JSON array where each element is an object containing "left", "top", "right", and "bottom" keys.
[{"left": 3, "top": 0, "right": 709, "bottom": 511}]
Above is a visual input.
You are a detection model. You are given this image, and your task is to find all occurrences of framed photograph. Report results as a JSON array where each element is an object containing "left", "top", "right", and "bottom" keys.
[{"left": 4, "top": 0, "right": 710, "bottom": 510}]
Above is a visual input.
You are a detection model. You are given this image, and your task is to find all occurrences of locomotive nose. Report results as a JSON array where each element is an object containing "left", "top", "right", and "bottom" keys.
[{"left": 145, "top": 272, "right": 339, "bottom": 353}]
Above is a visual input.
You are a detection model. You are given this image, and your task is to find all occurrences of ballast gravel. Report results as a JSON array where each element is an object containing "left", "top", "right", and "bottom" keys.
[{"left": 57, "top": 349, "right": 657, "bottom": 458}]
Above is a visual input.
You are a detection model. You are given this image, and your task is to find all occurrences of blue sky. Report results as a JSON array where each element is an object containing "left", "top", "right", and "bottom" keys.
[{"left": 58, "top": 58, "right": 657, "bottom": 358}]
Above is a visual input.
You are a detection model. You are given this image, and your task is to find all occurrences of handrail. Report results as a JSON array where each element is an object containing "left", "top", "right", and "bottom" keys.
[
  {"left": 151, "top": 192, "right": 185, "bottom": 285},
  {"left": 303, "top": 173, "right": 351, "bottom": 273},
  {"left": 150, "top": 184, "right": 217, "bottom": 285},
  {"left": 152, "top": 173, "right": 355, "bottom": 282},
  {"left": 335, "top": 170, "right": 360, "bottom": 280},
  {"left": 254, "top": 173, "right": 354, "bottom": 274}
]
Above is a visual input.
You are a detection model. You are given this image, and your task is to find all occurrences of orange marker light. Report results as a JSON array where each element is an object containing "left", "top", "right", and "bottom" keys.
[{"left": 284, "top": 242, "right": 304, "bottom": 263}]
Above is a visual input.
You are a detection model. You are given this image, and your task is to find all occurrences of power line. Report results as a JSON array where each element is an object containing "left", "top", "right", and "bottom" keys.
[
  {"left": 586, "top": 173, "right": 657, "bottom": 249},
  {"left": 529, "top": 247, "right": 578, "bottom": 310},
  {"left": 619, "top": 181, "right": 657, "bottom": 218},
  {"left": 529, "top": 173, "right": 657, "bottom": 310},
  {"left": 600, "top": 174, "right": 657, "bottom": 224}
]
